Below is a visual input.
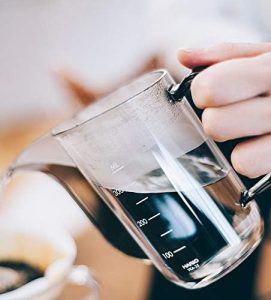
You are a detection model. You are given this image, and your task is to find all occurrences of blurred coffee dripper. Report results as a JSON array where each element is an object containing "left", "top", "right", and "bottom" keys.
[{"left": 0, "top": 226, "right": 99, "bottom": 300}]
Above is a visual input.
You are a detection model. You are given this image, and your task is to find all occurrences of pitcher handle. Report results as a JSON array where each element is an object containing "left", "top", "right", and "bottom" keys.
[
  {"left": 240, "top": 173, "right": 271, "bottom": 207},
  {"left": 168, "top": 68, "right": 271, "bottom": 208}
]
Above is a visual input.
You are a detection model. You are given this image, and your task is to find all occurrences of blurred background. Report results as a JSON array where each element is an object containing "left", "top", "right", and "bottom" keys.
[{"left": 0, "top": 0, "right": 271, "bottom": 299}]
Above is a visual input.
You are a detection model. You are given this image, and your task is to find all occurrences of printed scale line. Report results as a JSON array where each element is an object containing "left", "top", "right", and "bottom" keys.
[
  {"left": 148, "top": 213, "right": 161, "bottom": 221},
  {"left": 160, "top": 229, "right": 173, "bottom": 237},
  {"left": 173, "top": 246, "right": 186, "bottom": 254},
  {"left": 136, "top": 197, "right": 149, "bottom": 205}
]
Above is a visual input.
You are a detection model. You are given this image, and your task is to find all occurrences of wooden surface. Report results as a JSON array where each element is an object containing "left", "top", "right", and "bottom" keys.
[
  {"left": 0, "top": 119, "right": 152, "bottom": 300},
  {"left": 58, "top": 226, "right": 151, "bottom": 300},
  {"left": 256, "top": 237, "right": 271, "bottom": 299}
]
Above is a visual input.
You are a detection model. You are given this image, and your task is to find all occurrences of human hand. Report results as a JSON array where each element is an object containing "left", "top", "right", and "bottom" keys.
[{"left": 178, "top": 43, "right": 271, "bottom": 178}]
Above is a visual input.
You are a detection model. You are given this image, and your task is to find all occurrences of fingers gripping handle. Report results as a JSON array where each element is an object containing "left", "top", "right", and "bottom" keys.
[{"left": 167, "top": 67, "right": 271, "bottom": 208}]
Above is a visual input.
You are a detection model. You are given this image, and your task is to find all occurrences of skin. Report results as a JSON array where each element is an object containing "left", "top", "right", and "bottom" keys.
[{"left": 178, "top": 43, "right": 271, "bottom": 179}]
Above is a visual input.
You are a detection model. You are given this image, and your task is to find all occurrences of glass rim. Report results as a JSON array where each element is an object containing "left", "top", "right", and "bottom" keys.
[{"left": 53, "top": 69, "right": 169, "bottom": 136}]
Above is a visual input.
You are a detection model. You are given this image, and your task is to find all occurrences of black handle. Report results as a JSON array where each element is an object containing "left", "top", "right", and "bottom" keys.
[
  {"left": 168, "top": 66, "right": 271, "bottom": 208},
  {"left": 241, "top": 173, "right": 271, "bottom": 207},
  {"left": 168, "top": 66, "right": 206, "bottom": 102}
]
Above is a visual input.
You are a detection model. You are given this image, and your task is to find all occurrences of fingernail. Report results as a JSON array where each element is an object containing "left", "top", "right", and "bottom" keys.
[{"left": 178, "top": 48, "right": 198, "bottom": 53}]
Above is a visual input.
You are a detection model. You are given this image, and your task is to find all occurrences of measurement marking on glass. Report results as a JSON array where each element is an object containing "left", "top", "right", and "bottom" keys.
[
  {"left": 148, "top": 213, "right": 161, "bottom": 221},
  {"left": 160, "top": 229, "right": 173, "bottom": 237},
  {"left": 173, "top": 246, "right": 186, "bottom": 254},
  {"left": 112, "top": 165, "right": 124, "bottom": 174},
  {"left": 136, "top": 197, "right": 149, "bottom": 205}
]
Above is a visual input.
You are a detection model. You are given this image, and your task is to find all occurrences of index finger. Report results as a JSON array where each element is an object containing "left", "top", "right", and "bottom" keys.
[
  {"left": 191, "top": 52, "right": 271, "bottom": 108},
  {"left": 178, "top": 42, "right": 271, "bottom": 69}
]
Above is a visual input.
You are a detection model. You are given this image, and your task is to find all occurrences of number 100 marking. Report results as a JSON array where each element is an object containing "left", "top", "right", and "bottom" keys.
[{"left": 162, "top": 251, "right": 174, "bottom": 259}]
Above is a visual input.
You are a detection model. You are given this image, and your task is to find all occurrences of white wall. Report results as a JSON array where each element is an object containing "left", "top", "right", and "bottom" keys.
[
  {"left": 0, "top": 0, "right": 148, "bottom": 126},
  {"left": 0, "top": 0, "right": 268, "bottom": 127}
]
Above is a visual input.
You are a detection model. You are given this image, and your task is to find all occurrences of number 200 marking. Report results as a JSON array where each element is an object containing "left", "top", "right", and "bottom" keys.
[{"left": 137, "top": 219, "right": 148, "bottom": 227}]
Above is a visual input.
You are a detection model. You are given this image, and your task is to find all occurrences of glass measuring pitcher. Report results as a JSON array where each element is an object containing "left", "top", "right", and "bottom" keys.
[
  {"left": 53, "top": 69, "right": 264, "bottom": 289},
  {"left": 3, "top": 69, "right": 268, "bottom": 289}
]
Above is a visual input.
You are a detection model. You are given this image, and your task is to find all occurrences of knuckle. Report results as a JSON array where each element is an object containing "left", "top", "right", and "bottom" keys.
[
  {"left": 191, "top": 74, "right": 216, "bottom": 108},
  {"left": 202, "top": 109, "right": 225, "bottom": 141}
]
